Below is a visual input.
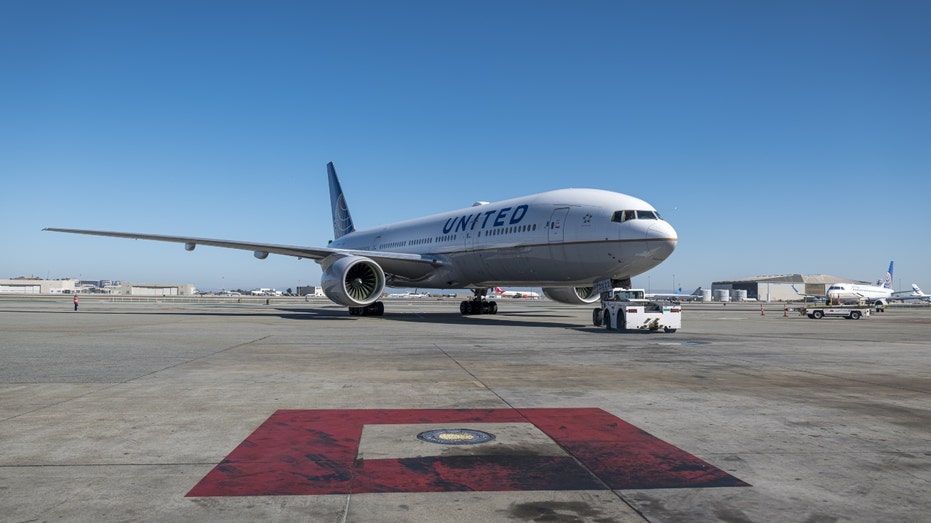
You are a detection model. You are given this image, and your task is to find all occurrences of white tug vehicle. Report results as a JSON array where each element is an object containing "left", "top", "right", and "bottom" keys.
[
  {"left": 592, "top": 287, "right": 681, "bottom": 333},
  {"left": 798, "top": 302, "right": 871, "bottom": 320}
]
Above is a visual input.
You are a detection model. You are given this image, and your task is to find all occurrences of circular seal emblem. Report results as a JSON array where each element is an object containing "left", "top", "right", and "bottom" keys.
[{"left": 417, "top": 428, "right": 495, "bottom": 445}]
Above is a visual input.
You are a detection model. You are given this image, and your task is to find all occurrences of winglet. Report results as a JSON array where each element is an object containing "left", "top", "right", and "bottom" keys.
[{"left": 327, "top": 162, "right": 355, "bottom": 239}]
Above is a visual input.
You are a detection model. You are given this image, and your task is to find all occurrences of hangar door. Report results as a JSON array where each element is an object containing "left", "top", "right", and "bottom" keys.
[{"left": 130, "top": 286, "right": 179, "bottom": 296}]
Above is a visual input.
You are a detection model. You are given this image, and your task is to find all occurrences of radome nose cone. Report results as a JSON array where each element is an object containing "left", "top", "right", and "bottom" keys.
[{"left": 648, "top": 221, "right": 678, "bottom": 260}]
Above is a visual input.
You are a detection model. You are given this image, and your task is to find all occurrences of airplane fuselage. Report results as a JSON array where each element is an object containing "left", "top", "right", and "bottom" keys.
[
  {"left": 330, "top": 188, "right": 677, "bottom": 289},
  {"left": 46, "top": 163, "right": 678, "bottom": 315},
  {"left": 825, "top": 283, "right": 893, "bottom": 302}
]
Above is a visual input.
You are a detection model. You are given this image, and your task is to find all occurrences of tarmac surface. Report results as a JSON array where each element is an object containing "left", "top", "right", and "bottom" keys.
[{"left": 1, "top": 296, "right": 929, "bottom": 522}]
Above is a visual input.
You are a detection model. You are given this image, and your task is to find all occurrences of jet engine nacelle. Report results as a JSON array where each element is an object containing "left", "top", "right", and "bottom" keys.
[
  {"left": 541, "top": 286, "right": 599, "bottom": 305},
  {"left": 321, "top": 256, "right": 386, "bottom": 307}
]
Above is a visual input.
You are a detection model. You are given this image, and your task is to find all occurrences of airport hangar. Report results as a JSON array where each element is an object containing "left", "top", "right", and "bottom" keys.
[
  {"left": 710, "top": 274, "right": 865, "bottom": 301},
  {"left": 0, "top": 279, "right": 196, "bottom": 296}
]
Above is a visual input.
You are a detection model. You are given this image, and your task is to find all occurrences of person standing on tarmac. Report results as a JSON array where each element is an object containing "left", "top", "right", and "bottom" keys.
[{"left": 73, "top": 294, "right": 79, "bottom": 311}]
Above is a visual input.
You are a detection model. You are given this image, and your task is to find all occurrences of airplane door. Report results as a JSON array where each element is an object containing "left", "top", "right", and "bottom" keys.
[
  {"left": 372, "top": 235, "right": 381, "bottom": 250},
  {"left": 463, "top": 223, "right": 490, "bottom": 282},
  {"left": 548, "top": 208, "right": 569, "bottom": 243}
]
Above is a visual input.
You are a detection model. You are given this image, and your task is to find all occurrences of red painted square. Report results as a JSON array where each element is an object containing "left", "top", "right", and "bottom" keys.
[{"left": 187, "top": 408, "right": 748, "bottom": 496}]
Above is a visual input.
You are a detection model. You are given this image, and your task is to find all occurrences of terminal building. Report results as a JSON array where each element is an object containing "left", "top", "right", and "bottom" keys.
[{"left": 711, "top": 274, "right": 866, "bottom": 302}]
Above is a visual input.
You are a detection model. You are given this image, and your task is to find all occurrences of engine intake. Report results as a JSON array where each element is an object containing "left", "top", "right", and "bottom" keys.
[
  {"left": 541, "top": 286, "right": 599, "bottom": 305},
  {"left": 321, "top": 256, "right": 386, "bottom": 306}
]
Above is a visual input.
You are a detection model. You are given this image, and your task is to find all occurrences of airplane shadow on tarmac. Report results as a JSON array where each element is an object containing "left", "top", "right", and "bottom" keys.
[
  {"left": 1, "top": 305, "right": 636, "bottom": 332},
  {"left": 274, "top": 307, "right": 586, "bottom": 330},
  {"left": 275, "top": 307, "right": 677, "bottom": 334}
]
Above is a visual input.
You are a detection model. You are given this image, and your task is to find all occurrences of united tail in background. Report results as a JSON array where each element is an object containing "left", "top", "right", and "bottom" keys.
[{"left": 881, "top": 261, "right": 894, "bottom": 288}]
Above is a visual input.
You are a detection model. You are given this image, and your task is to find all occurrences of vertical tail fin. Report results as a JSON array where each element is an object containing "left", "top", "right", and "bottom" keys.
[
  {"left": 883, "top": 261, "right": 894, "bottom": 289},
  {"left": 327, "top": 162, "right": 355, "bottom": 239}
]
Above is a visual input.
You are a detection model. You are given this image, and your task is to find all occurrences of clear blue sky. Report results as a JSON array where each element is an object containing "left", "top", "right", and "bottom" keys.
[{"left": 3, "top": 1, "right": 929, "bottom": 293}]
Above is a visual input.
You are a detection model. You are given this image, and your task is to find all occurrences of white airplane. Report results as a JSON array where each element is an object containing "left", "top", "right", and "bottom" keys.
[
  {"left": 792, "top": 284, "right": 825, "bottom": 303},
  {"left": 646, "top": 286, "right": 703, "bottom": 302},
  {"left": 388, "top": 290, "right": 429, "bottom": 298},
  {"left": 492, "top": 286, "right": 541, "bottom": 299},
  {"left": 46, "top": 162, "right": 678, "bottom": 316},
  {"left": 890, "top": 283, "right": 931, "bottom": 303},
  {"left": 825, "top": 261, "right": 894, "bottom": 306}
]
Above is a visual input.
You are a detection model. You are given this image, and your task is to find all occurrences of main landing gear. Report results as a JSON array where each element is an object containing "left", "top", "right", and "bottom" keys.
[
  {"left": 460, "top": 289, "right": 498, "bottom": 315},
  {"left": 349, "top": 301, "right": 385, "bottom": 316}
]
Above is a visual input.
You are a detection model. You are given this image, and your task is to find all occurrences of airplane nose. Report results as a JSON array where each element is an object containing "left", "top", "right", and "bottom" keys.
[{"left": 647, "top": 221, "right": 678, "bottom": 260}]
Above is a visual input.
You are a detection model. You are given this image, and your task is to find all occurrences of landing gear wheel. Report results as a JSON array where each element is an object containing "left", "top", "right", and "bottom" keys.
[
  {"left": 348, "top": 301, "right": 384, "bottom": 316},
  {"left": 459, "top": 289, "right": 497, "bottom": 315}
]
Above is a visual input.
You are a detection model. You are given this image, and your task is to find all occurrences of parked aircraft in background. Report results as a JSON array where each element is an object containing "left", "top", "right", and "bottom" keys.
[
  {"left": 792, "top": 284, "right": 825, "bottom": 303},
  {"left": 646, "top": 287, "right": 704, "bottom": 302},
  {"left": 890, "top": 284, "right": 931, "bottom": 303},
  {"left": 825, "top": 261, "right": 894, "bottom": 307},
  {"left": 46, "top": 162, "right": 678, "bottom": 316},
  {"left": 388, "top": 290, "right": 430, "bottom": 298},
  {"left": 492, "top": 287, "right": 541, "bottom": 299}
]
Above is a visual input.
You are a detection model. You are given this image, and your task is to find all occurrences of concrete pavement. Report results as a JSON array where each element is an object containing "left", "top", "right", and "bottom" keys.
[{"left": 1, "top": 296, "right": 929, "bottom": 522}]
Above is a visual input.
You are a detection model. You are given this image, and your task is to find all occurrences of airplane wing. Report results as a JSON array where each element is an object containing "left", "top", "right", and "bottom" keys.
[
  {"left": 889, "top": 284, "right": 931, "bottom": 302},
  {"left": 43, "top": 227, "right": 444, "bottom": 279}
]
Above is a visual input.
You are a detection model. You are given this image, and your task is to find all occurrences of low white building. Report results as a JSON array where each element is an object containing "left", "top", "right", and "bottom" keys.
[
  {"left": 0, "top": 278, "right": 76, "bottom": 294},
  {"left": 0, "top": 279, "right": 196, "bottom": 295},
  {"left": 118, "top": 282, "right": 197, "bottom": 296}
]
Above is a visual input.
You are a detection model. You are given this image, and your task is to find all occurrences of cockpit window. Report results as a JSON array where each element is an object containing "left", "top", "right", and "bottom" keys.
[{"left": 611, "top": 210, "right": 662, "bottom": 222}]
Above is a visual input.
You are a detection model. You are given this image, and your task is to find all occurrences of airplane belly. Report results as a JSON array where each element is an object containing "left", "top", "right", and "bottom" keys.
[
  {"left": 476, "top": 246, "right": 542, "bottom": 281},
  {"left": 443, "top": 242, "right": 653, "bottom": 287},
  {"left": 379, "top": 234, "right": 675, "bottom": 289}
]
